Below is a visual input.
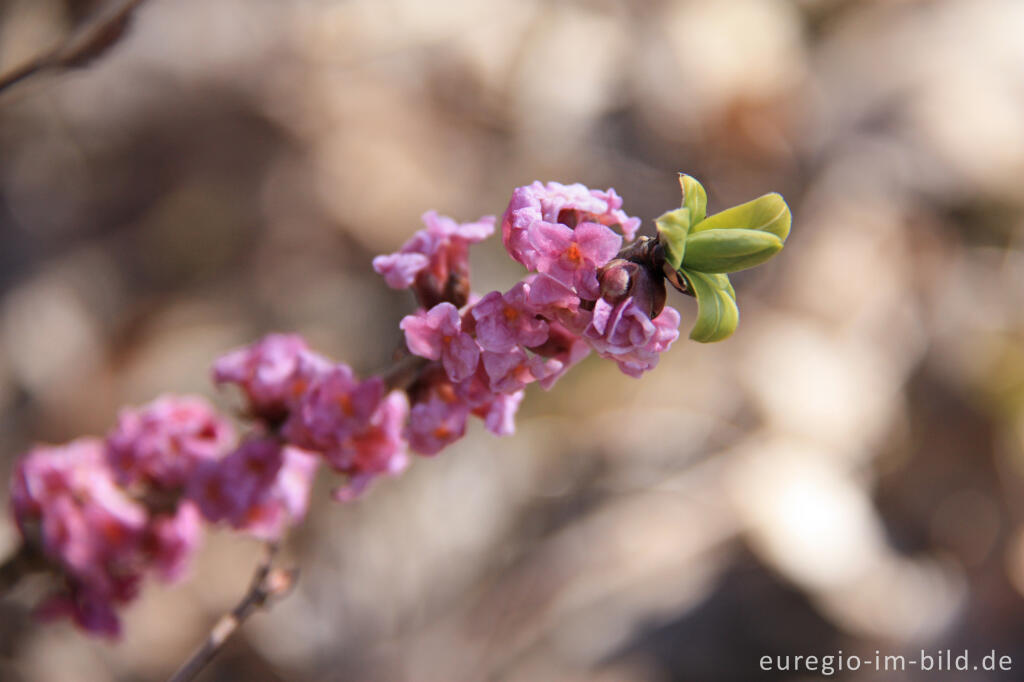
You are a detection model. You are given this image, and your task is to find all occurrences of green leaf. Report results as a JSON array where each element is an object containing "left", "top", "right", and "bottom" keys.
[
  {"left": 655, "top": 207, "right": 691, "bottom": 270},
  {"left": 682, "top": 270, "right": 739, "bottom": 343},
  {"left": 692, "top": 192, "right": 791, "bottom": 241},
  {"left": 681, "top": 228, "right": 783, "bottom": 273},
  {"left": 678, "top": 174, "right": 707, "bottom": 225}
]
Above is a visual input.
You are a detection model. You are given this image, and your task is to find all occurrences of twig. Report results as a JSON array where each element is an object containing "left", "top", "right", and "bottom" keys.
[
  {"left": 380, "top": 351, "right": 429, "bottom": 392},
  {"left": 0, "top": 0, "right": 148, "bottom": 95},
  {"left": 167, "top": 542, "right": 297, "bottom": 682}
]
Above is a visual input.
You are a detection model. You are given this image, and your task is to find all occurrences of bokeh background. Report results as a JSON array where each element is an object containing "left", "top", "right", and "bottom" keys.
[{"left": 2, "top": 0, "right": 1024, "bottom": 680}]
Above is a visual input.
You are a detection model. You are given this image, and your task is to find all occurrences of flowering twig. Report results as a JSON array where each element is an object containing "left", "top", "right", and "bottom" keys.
[
  {"left": 167, "top": 542, "right": 296, "bottom": 682},
  {"left": 0, "top": 0, "right": 147, "bottom": 95},
  {"left": 2, "top": 176, "right": 791, "bottom": 645}
]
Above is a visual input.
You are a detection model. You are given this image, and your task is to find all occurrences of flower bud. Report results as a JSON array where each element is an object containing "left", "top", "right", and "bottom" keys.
[{"left": 597, "top": 258, "right": 667, "bottom": 319}]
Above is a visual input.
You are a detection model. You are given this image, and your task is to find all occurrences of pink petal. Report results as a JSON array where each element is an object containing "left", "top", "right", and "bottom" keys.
[
  {"left": 484, "top": 390, "right": 524, "bottom": 436},
  {"left": 442, "top": 332, "right": 481, "bottom": 382},
  {"left": 400, "top": 313, "right": 442, "bottom": 360},
  {"left": 372, "top": 252, "right": 430, "bottom": 289},
  {"left": 574, "top": 222, "right": 622, "bottom": 265},
  {"left": 530, "top": 222, "right": 574, "bottom": 257}
]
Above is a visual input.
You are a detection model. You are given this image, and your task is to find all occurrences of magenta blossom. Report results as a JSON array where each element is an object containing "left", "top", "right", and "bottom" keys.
[
  {"left": 584, "top": 298, "right": 681, "bottom": 377},
  {"left": 477, "top": 389, "right": 524, "bottom": 436},
  {"left": 471, "top": 282, "right": 548, "bottom": 352},
  {"left": 374, "top": 211, "right": 494, "bottom": 288},
  {"left": 374, "top": 211, "right": 495, "bottom": 307},
  {"left": 327, "top": 391, "right": 410, "bottom": 501},
  {"left": 280, "top": 361, "right": 409, "bottom": 500},
  {"left": 283, "top": 364, "right": 385, "bottom": 451},
  {"left": 501, "top": 181, "right": 640, "bottom": 270},
  {"left": 610, "top": 307, "right": 682, "bottom": 378},
  {"left": 12, "top": 440, "right": 146, "bottom": 581},
  {"left": 408, "top": 395, "right": 470, "bottom": 456},
  {"left": 527, "top": 320, "right": 592, "bottom": 389},
  {"left": 522, "top": 273, "right": 591, "bottom": 334},
  {"left": 213, "top": 334, "right": 331, "bottom": 423},
  {"left": 403, "top": 363, "right": 525, "bottom": 443},
  {"left": 106, "top": 395, "right": 235, "bottom": 491},
  {"left": 11, "top": 439, "right": 149, "bottom": 637},
  {"left": 481, "top": 347, "right": 563, "bottom": 394},
  {"left": 188, "top": 437, "right": 318, "bottom": 540},
  {"left": 401, "top": 302, "right": 480, "bottom": 382},
  {"left": 531, "top": 221, "right": 622, "bottom": 299},
  {"left": 144, "top": 502, "right": 203, "bottom": 582}
]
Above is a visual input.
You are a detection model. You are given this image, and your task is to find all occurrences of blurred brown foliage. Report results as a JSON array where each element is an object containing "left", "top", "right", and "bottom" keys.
[{"left": 1, "top": 0, "right": 1024, "bottom": 680}]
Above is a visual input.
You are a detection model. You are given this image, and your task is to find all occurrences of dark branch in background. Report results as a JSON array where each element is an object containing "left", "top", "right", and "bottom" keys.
[
  {"left": 0, "top": 0, "right": 148, "bottom": 95},
  {"left": 167, "top": 542, "right": 297, "bottom": 682}
]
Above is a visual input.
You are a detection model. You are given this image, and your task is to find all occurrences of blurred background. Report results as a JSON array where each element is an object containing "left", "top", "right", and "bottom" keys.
[{"left": 1, "top": 0, "right": 1024, "bottom": 680}]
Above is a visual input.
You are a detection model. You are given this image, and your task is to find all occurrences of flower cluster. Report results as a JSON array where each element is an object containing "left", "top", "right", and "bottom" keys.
[
  {"left": 383, "top": 181, "right": 681, "bottom": 460},
  {"left": 11, "top": 393, "right": 316, "bottom": 636},
  {"left": 13, "top": 438, "right": 189, "bottom": 636},
  {"left": 214, "top": 334, "right": 409, "bottom": 501},
  {"left": 8, "top": 180, "right": 707, "bottom": 638}
]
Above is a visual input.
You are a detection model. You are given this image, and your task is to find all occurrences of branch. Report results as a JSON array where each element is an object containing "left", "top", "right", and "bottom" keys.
[
  {"left": 380, "top": 351, "right": 429, "bottom": 392},
  {"left": 0, "top": 0, "right": 148, "bottom": 95},
  {"left": 167, "top": 542, "right": 297, "bottom": 682}
]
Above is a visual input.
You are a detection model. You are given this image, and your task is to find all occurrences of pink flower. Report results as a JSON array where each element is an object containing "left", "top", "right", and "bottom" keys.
[
  {"left": 501, "top": 182, "right": 639, "bottom": 270},
  {"left": 527, "top": 320, "right": 592, "bottom": 389},
  {"left": 471, "top": 282, "right": 548, "bottom": 352},
  {"left": 481, "top": 347, "right": 563, "bottom": 394},
  {"left": 611, "top": 307, "right": 682, "bottom": 378},
  {"left": 143, "top": 502, "right": 202, "bottom": 582},
  {"left": 531, "top": 222, "right": 622, "bottom": 299},
  {"left": 400, "top": 303, "right": 480, "bottom": 382},
  {"left": 424, "top": 210, "right": 495, "bottom": 243},
  {"left": 585, "top": 297, "right": 654, "bottom": 353},
  {"left": 188, "top": 437, "right": 318, "bottom": 540},
  {"left": 12, "top": 440, "right": 146, "bottom": 578},
  {"left": 373, "top": 211, "right": 495, "bottom": 308},
  {"left": 280, "top": 363, "right": 410, "bottom": 498},
  {"left": 327, "top": 391, "right": 410, "bottom": 501},
  {"left": 106, "top": 395, "right": 235, "bottom": 490},
  {"left": 526, "top": 273, "right": 580, "bottom": 311},
  {"left": 524, "top": 273, "right": 591, "bottom": 334},
  {"left": 408, "top": 395, "right": 470, "bottom": 456},
  {"left": 283, "top": 364, "right": 385, "bottom": 451},
  {"left": 213, "top": 334, "right": 331, "bottom": 423},
  {"left": 11, "top": 439, "right": 149, "bottom": 636},
  {"left": 373, "top": 248, "right": 431, "bottom": 290},
  {"left": 478, "top": 389, "right": 524, "bottom": 436},
  {"left": 583, "top": 299, "right": 681, "bottom": 377}
]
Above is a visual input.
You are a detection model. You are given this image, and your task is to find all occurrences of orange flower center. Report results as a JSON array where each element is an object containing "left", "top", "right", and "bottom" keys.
[
  {"left": 336, "top": 393, "right": 355, "bottom": 417},
  {"left": 433, "top": 425, "right": 452, "bottom": 440},
  {"left": 565, "top": 243, "right": 583, "bottom": 266},
  {"left": 437, "top": 384, "right": 458, "bottom": 404},
  {"left": 502, "top": 305, "right": 519, "bottom": 322}
]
